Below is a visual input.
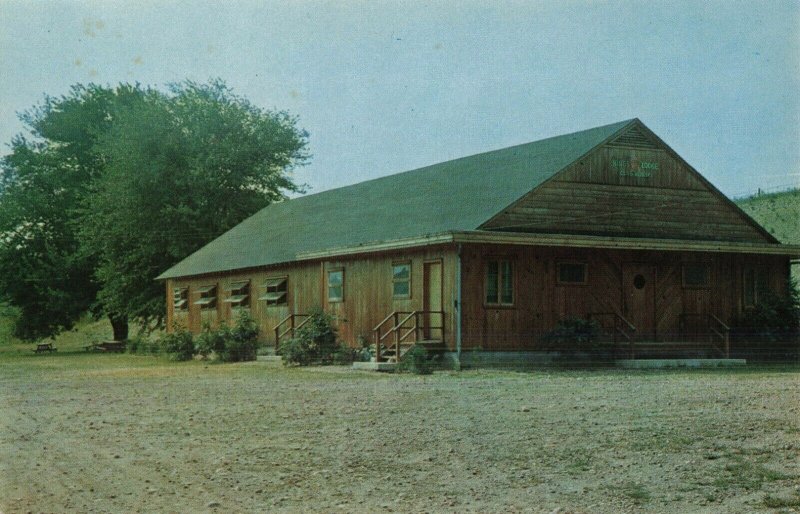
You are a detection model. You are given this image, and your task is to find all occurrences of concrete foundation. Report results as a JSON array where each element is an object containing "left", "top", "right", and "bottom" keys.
[
  {"left": 448, "top": 351, "right": 557, "bottom": 369},
  {"left": 616, "top": 359, "right": 747, "bottom": 369},
  {"left": 352, "top": 361, "right": 397, "bottom": 372}
]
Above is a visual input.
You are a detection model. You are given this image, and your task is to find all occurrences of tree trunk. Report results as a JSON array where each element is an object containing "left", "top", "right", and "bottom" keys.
[{"left": 109, "top": 314, "right": 129, "bottom": 341}]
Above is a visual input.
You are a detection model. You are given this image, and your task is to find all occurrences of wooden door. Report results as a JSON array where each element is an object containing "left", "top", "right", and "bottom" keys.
[
  {"left": 622, "top": 263, "right": 655, "bottom": 340},
  {"left": 423, "top": 260, "right": 443, "bottom": 340}
]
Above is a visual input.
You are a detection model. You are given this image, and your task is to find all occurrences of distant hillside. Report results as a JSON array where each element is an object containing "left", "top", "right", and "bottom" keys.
[{"left": 735, "top": 188, "right": 800, "bottom": 245}]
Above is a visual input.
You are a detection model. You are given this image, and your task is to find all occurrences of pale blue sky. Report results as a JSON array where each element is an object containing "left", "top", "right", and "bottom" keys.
[{"left": 1, "top": 0, "right": 798, "bottom": 198}]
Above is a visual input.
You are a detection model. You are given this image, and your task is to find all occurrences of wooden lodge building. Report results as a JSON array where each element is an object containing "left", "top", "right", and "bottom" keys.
[{"left": 157, "top": 119, "right": 800, "bottom": 365}]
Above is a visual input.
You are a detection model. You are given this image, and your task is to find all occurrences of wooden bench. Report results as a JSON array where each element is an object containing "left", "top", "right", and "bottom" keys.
[
  {"left": 84, "top": 341, "right": 127, "bottom": 353},
  {"left": 97, "top": 341, "right": 126, "bottom": 353},
  {"left": 33, "top": 343, "right": 57, "bottom": 353}
]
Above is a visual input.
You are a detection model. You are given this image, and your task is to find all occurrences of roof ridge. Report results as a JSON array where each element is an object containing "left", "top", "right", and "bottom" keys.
[
  {"left": 283, "top": 118, "right": 638, "bottom": 205},
  {"left": 157, "top": 118, "right": 637, "bottom": 279}
]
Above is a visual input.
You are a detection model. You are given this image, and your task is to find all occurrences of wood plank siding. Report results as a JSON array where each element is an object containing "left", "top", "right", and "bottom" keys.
[
  {"left": 459, "top": 244, "right": 789, "bottom": 351},
  {"left": 166, "top": 246, "right": 458, "bottom": 349},
  {"left": 162, "top": 120, "right": 794, "bottom": 358},
  {"left": 482, "top": 145, "right": 772, "bottom": 243}
]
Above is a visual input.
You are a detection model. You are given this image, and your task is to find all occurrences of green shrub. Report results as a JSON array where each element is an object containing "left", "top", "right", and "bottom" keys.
[
  {"left": 160, "top": 327, "right": 195, "bottom": 361},
  {"left": 332, "top": 343, "right": 357, "bottom": 365},
  {"left": 543, "top": 317, "right": 607, "bottom": 364},
  {"left": 194, "top": 313, "right": 259, "bottom": 362},
  {"left": 219, "top": 311, "right": 259, "bottom": 362},
  {"left": 279, "top": 337, "right": 314, "bottom": 366},
  {"left": 279, "top": 309, "right": 339, "bottom": 366},
  {"left": 397, "top": 344, "right": 432, "bottom": 374},
  {"left": 195, "top": 322, "right": 227, "bottom": 359},
  {"left": 733, "top": 279, "right": 800, "bottom": 360}
]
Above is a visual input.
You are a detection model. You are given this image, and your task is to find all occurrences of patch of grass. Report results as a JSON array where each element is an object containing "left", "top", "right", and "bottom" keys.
[
  {"left": 621, "top": 482, "right": 651, "bottom": 504},
  {"left": 562, "top": 447, "right": 595, "bottom": 475},
  {"left": 0, "top": 315, "right": 165, "bottom": 357},
  {"left": 712, "top": 456, "right": 792, "bottom": 491},
  {"left": 763, "top": 492, "right": 800, "bottom": 508}
]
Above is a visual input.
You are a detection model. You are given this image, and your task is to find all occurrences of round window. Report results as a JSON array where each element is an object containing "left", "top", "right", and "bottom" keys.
[{"left": 633, "top": 274, "right": 646, "bottom": 289}]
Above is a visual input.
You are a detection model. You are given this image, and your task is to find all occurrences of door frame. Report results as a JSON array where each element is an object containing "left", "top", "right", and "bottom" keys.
[
  {"left": 621, "top": 262, "right": 656, "bottom": 340},
  {"left": 422, "top": 259, "right": 444, "bottom": 340}
]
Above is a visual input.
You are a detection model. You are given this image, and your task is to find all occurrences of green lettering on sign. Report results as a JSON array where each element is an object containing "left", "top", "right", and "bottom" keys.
[{"left": 611, "top": 158, "right": 658, "bottom": 178}]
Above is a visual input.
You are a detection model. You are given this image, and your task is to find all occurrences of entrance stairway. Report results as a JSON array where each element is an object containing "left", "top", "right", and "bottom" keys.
[{"left": 373, "top": 310, "right": 445, "bottom": 363}]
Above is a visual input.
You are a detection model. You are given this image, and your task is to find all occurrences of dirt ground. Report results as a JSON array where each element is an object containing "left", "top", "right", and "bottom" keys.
[{"left": 1, "top": 353, "right": 799, "bottom": 513}]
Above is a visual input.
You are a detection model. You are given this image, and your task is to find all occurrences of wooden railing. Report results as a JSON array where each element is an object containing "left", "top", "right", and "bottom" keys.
[
  {"left": 680, "top": 313, "right": 730, "bottom": 357},
  {"left": 587, "top": 312, "right": 637, "bottom": 358},
  {"left": 373, "top": 310, "right": 445, "bottom": 363},
  {"left": 273, "top": 313, "right": 311, "bottom": 350}
]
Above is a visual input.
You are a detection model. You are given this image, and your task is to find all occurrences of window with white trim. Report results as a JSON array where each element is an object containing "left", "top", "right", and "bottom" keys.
[
  {"left": 392, "top": 262, "right": 411, "bottom": 298},
  {"left": 328, "top": 269, "right": 344, "bottom": 302}
]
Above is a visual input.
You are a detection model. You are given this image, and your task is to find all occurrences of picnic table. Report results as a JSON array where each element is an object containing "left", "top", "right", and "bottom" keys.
[
  {"left": 84, "top": 341, "right": 127, "bottom": 353},
  {"left": 33, "top": 342, "right": 57, "bottom": 353}
]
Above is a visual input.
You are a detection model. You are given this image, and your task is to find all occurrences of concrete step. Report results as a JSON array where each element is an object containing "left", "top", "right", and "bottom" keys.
[{"left": 352, "top": 361, "right": 397, "bottom": 372}]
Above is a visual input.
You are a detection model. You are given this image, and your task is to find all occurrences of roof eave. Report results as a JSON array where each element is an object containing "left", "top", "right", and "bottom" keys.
[{"left": 453, "top": 231, "right": 800, "bottom": 257}]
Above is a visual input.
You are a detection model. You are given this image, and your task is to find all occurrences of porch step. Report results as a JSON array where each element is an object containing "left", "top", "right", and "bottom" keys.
[{"left": 416, "top": 340, "right": 446, "bottom": 352}]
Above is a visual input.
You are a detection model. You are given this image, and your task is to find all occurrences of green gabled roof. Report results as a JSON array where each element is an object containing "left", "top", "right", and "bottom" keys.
[{"left": 157, "top": 119, "right": 634, "bottom": 279}]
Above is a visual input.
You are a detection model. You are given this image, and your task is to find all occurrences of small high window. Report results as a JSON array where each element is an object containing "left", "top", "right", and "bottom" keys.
[
  {"left": 486, "top": 260, "right": 513, "bottom": 305},
  {"left": 224, "top": 280, "right": 250, "bottom": 308},
  {"left": 260, "top": 277, "right": 288, "bottom": 306},
  {"left": 558, "top": 262, "right": 588, "bottom": 285},
  {"left": 173, "top": 287, "right": 189, "bottom": 310},
  {"left": 683, "top": 264, "right": 710, "bottom": 288},
  {"left": 328, "top": 269, "right": 344, "bottom": 302},
  {"left": 194, "top": 285, "right": 217, "bottom": 309},
  {"left": 392, "top": 262, "right": 411, "bottom": 298},
  {"left": 743, "top": 266, "right": 770, "bottom": 307}
]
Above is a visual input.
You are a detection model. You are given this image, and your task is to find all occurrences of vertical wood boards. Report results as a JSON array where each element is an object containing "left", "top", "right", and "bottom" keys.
[
  {"left": 621, "top": 263, "right": 656, "bottom": 341},
  {"left": 459, "top": 243, "right": 789, "bottom": 351},
  {"left": 166, "top": 246, "right": 457, "bottom": 349},
  {"left": 481, "top": 144, "right": 772, "bottom": 244}
]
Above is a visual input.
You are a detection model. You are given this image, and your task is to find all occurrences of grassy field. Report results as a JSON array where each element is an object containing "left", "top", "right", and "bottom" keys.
[
  {"left": 1, "top": 346, "right": 798, "bottom": 513},
  {"left": 736, "top": 188, "right": 800, "bottom": 246}
]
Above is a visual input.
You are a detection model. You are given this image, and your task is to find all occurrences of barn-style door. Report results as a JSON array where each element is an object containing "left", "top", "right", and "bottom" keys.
[{"left": 622, "top": 263, "right": 656, "bottom": 340}]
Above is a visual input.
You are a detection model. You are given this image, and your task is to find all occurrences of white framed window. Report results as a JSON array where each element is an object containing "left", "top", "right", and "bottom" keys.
[
  {"left": 392, "top": 262, "right": 411, "bottom": 299},
  {"left": 328, "top": 269, "right": 344, "bottom": 302}
]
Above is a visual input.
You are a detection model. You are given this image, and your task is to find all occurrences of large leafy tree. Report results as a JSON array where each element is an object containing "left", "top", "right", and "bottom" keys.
[
  {"left": 0, "top": 80, "right": 308, "bottom": 340},
  {"left": 0, "top": 84, "right": 146, "bottom": 339}
]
